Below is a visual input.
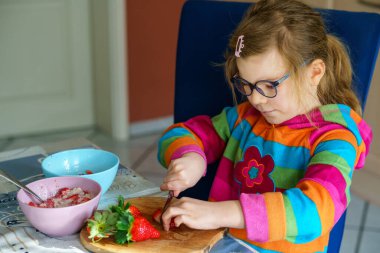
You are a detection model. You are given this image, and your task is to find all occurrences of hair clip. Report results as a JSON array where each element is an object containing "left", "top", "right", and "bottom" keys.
[{"left": 235, "top": 35, "right": 245, "bottom": 57}]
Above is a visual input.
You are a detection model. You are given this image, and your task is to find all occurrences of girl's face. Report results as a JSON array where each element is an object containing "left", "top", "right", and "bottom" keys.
[{"left": 236, "top": 48, "right": 318, "bottom": 124}]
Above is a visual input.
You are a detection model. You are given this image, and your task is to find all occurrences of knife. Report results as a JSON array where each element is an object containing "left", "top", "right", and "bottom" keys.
[{"left": 160, "top": 190, "right": 174, "bottom": 229}]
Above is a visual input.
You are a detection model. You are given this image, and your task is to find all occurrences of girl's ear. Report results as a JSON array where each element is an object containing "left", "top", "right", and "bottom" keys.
[{"left": 307, "top": 59, "right": 326, "bottom": 86}]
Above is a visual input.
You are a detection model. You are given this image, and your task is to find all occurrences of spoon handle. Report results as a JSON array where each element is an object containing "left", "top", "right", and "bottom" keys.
[{"left": 0, "top": 169, "right": 43, "bottom": 203}]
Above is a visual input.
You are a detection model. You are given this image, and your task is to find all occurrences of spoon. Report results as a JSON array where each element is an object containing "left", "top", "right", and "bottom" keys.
[{"left": 0, "top": 169, "right": 44, "bottom": 203}]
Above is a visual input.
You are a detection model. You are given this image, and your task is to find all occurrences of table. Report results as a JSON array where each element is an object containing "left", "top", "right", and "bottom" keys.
[{"left": 0, "top": 138, "right": 257, "bottom": 253}]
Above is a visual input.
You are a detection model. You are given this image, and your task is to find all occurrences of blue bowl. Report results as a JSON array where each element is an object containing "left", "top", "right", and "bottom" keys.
[{"left": 41, "top": 149, "right": 119, "bottom": 194}]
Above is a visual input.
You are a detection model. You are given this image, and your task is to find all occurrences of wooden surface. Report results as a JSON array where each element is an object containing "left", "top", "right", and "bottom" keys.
[{"left": 80, "top": 197, "right": 226, "bottom": 253}]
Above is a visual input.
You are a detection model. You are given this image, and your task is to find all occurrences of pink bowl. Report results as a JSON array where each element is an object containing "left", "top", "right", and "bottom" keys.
[{"left": 17, "top": 176, "right": 101, "bottom": 237}]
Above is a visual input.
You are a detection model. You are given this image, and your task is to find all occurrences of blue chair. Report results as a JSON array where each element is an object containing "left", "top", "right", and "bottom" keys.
[{"left": 174, "top": 1, "right": 380, "bottom": 252}]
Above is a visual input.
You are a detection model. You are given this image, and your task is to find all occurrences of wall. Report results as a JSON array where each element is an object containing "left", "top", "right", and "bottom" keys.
[{"left": 127, "top": 0, "right": 186, "bottom": 123}]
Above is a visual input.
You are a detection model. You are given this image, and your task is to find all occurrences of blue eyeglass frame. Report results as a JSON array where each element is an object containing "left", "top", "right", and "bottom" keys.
[{"left": 231, "top": 72, "right": 290, "bottom": 98}]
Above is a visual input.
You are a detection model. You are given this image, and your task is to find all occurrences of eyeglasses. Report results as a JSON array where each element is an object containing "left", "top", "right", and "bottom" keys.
[{"left": 231, "top": 72, "right": 290, "bottom": 98}]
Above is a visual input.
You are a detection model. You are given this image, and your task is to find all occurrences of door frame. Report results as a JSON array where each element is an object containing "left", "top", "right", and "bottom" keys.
[{"left": 91, "top": 0, "right": 129, "bottom": 140}]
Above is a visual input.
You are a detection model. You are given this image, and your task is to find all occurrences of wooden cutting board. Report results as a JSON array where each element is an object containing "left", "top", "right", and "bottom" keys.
[{"left": 80, "top": 197, "right": 226, "bottom": 253}]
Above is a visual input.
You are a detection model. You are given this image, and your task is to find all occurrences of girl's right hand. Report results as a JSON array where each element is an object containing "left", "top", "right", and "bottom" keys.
[{"left": 160, "top": 152, "right": 206, "bottom": 197}]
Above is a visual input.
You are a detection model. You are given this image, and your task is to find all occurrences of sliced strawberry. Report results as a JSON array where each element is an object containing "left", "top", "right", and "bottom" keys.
[
  {"left": 46, "top": 199, "right": 55, "bottom": 208},
  {"left": 152, "top": 208, "right": 162, "bottom": 223},
  {"left": 28, "top": 201, "right": 37, "bottom": 207},
  {"left": 128, "top": 205, "right": 141, "bottom": 218},
  {"left": 56, "top": 187, "right": 70, "bottom": 198},
  {"left": 130, "top": 216, "right": 160, "bottom": 242},
  {"left": 152, "top": 208, "right": 176, "bottom": 229},
  {"left": 64, "top": 193, "right": 79, "bottom": 203},
  {"left": 79, "top": 197, "right": 91, "bottom": 204}
]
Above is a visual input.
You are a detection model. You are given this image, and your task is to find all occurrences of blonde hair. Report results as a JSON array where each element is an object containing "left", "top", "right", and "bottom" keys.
[{"left": 225, "top": 0, "right": 362, "bottom": 115}]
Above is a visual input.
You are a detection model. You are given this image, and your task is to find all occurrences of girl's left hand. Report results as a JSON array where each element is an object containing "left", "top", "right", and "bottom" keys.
[{"left": 161, "top": 197, "right": 245, "bottom": 231}]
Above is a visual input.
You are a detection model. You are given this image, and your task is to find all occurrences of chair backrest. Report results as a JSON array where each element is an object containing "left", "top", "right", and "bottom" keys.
[
  {"left": 174, "top": 0, "right": 380, "bottom": 123},
  {"left": 174, "top": 1, "right": 380, "bottom": 252}
]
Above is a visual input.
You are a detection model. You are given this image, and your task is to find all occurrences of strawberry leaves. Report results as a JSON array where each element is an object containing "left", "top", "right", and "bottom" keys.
[
  {"left": 87, "top": 210, "right": 118, "bottom": 241},
  {"left": 110, "top": 195, "right": 131, "bottom": 214},
  {"left": 114, "top": 211, "right": 134, "bottom": 244}
]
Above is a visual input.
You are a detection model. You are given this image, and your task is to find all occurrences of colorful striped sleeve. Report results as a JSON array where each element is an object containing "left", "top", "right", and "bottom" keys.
[
  {"left": 239, "top": 128, "right": 359, "bottom": 243},
  {"left": 157, "top": 105, "right": 244, "bottom": 168}
]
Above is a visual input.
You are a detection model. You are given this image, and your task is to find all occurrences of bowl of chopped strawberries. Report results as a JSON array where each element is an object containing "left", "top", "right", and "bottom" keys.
[
  {"left": 17, "top": 176, "right": 101, "bottom": 237},
  {"left": 41, "top": 148, "right": 119, "bottom": 194}
]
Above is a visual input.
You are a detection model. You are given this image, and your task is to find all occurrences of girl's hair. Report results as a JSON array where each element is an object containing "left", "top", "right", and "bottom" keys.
[{"left": 225, "top": 0, "right": 362, "bottom": 115}]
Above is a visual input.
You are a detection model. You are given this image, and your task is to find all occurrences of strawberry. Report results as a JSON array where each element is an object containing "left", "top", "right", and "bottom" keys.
[
  {"left": 152, "top": 208, "right": 162, "bottom": 223},
  {"left": 64, "top": 193, "right": 79, "bottom": 203},
  {"left": 152, "top": 208, "right": 176, "bottom": 229},
  {"left": 45, "top": 199, "right": 55, "bottom": 208},
  {"left": 130, "top": 216, "right": 160, "bottom": 242},
  {"left": 55, "top": 187, "right": 70, "bottom": 198},
  {"left": 80, "top": 197, "right": 91, "bottom": 204},
  {"left": 28, "top": 201, "right": 37, "bottom": 207},
  {"left": 85, "top": 170, "right": 93, "bottom": 174},
  {"left": 114, "top": 206, "right": 160, "bottom": 244},
  {"left": 129, "top": 205, "right": 141, "bottom": 218}
]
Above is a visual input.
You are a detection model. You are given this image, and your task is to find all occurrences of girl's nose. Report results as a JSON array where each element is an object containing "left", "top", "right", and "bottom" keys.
[{"left": 248, "top": 89, "right": 268, "bottom": 106}]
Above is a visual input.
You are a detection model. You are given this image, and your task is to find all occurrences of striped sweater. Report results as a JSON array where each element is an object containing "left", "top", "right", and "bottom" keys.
[{"left": 157, "top": 102, "right": 372, "bottom": 253}]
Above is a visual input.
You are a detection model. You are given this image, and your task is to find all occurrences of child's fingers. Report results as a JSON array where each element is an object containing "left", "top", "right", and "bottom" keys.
[
  {"left": 173, "top": 214, "right": 204, "bottom": 230},
  {"left": 160, "top": 184, "right": 168, "bottom": 191},
  {"left": 164, "top": 165, "right": 187, "bottom": 183},
  {"left": 173, "top": 190, "right": 181, "bottom": 197},
  {"left": 162, "top": 204, "right": 186, "bottom": 231},
  {"left": 160, "top": 179, "right": 186, "bottom": 193},
  {"left": 162, "top": 200, "right": 197, "bottom": 230},
  {"left": 162, "top": 173, "right": 182, "bottom": 184},
  {"left": 172, "top": 214, "right": 185, "bottom": 228}
]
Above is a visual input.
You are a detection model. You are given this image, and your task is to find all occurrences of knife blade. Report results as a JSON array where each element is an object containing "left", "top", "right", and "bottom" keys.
[{"left": 160, "top": 190, "right": 174, "bottom": 229}]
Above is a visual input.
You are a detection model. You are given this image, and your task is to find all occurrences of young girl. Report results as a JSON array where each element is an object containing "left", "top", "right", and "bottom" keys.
[{"left": 158, "top": 0, "right": 372, "bottom": 252}]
